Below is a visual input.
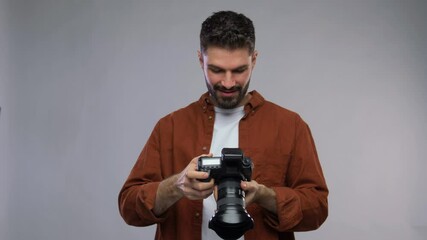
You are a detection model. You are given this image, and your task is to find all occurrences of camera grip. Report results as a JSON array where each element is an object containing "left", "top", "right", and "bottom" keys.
[{"left": 197, "top": 156, "right": 221, "bottom": 182}]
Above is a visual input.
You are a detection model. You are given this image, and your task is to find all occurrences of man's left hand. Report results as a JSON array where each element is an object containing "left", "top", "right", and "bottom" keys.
[{"left": 241, "top": 180, "right": 277, "bottom": 213}]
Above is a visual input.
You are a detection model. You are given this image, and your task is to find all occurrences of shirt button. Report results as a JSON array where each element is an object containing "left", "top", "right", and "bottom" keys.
[
  {"left": 208, "top": 116, "right": 213, "bottom": 120},
  {"left": 202, "top": 146, "right": 207, "bottom": 151},
  {"left": 195, "top": 212, "right": 200, "bottom": 218}
]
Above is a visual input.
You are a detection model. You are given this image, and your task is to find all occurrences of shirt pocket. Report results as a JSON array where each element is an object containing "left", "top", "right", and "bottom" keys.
[{"left": 244, "top": 148, "right": 290, "bottom": 187}]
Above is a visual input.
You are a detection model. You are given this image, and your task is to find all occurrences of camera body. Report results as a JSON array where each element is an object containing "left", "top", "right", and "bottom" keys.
[
  {"left": 198, "top": 148, "right": 252, "bottom": 183},
  {"left": 197, "top": 148, "right": 254, "bottom": 240}
]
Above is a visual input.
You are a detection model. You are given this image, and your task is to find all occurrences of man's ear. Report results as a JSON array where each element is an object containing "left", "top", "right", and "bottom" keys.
[
  {"left": 197, "top": 50, "right": 204, "bottom": 69},
  {"left": 251, "top": 50, "right": 258, "bottom": 68}
]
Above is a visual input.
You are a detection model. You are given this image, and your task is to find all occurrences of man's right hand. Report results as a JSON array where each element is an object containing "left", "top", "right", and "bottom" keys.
[
  {"left": 175, "top": 154, "right": 215, "bottom": 200},
  {"left": 153, "top": 154, "right": 214, "bottom": 216}
]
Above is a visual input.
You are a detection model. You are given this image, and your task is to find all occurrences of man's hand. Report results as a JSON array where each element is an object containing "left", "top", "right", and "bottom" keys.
[
  {"left": 241, "top": 180, "right": 277, "bottom": 213},
  {"left": 175, "top": 154, "right": 215, "bottom": 200},
  {"left": 153, "top": 154, "right": 215, "bottom": 216}
]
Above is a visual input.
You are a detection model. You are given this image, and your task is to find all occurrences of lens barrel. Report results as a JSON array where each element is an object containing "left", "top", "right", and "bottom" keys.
[{"left": 209, "top": 178, "right": 254, "bottom": 240}]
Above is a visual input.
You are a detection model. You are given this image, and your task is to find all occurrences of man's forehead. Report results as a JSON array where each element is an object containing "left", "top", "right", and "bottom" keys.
[{"left": 202, "top": 46, "right": 252, "bottom": 57}]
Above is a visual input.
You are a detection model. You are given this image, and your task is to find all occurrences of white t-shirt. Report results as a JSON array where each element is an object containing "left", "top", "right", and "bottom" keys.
[{"left": 202, "top": 106, "right": 245, "bottom": 240}]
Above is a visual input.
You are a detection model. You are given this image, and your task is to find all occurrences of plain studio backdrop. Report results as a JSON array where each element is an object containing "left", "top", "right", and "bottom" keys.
[{"left": 1, "top": 0, "right": 426, "bottom": 239}]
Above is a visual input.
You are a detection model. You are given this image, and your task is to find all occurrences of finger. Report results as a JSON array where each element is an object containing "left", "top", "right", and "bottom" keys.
[
  {"left": 186, "top": 169, "right": 209, "bottom": 180},
  {"left": 185, "top": 186, "right": 214, "bottom": 200},
  {"left": 244, "top": 194, "right": 254, "bottom": 206},
  {"left": 191, "top": 153, "right": 213, "bottom": 163},
  {"left": 195, "top": 190, "right": 214, "bottom": 200},
  {"left": 191, "top": 180, "right": 215, "bottom": 191},
  {"left": 241, "top": 180, "right": 258, "bottom": 190},
  {"left": 213, "top": 185, "right": 218, "bottom": 200},
  {"left": 241, "top": 181, "right": 250, "bottom": 190}
]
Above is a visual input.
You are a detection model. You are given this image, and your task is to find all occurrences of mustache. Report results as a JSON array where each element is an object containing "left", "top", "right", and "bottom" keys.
[{"left": 213, "top": 84, "right": 242, "bottom": 92}]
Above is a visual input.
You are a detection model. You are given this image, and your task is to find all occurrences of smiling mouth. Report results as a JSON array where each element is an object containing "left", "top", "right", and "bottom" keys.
[
  {"left": 214, "top": 84, "right": 241, "bottom": 98},
  {"left": 217, "top": 86, "right": 240, "bottom": 93},
  {"left": 221, "top": 89, "right": 236, "bottom": 93},
  {"left": 218, "top": 89, "right": 238, "bottom": 96}
]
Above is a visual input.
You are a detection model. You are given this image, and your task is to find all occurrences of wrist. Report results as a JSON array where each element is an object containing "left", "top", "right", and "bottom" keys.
[
  {"left": 157, "top": 175, "right": 183, "bottom": 202},
  {"left": 168, "top": 174, "right": 184, "bottom": 199},
  {"left": 154, "top": 175, "right": 183, "bottom": 216},
  {"left": 256, "top": 184, "right": 276, "bottom": 209}
]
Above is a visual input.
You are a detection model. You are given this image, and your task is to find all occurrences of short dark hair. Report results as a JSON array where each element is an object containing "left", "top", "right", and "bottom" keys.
[{"left": 200, "top": 11, "right": 255, "bottom": 54}]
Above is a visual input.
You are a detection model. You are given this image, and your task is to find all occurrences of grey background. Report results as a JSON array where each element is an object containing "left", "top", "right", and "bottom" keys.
[{"left": 1, "top": 0, "right": 426, "bottom": 239}]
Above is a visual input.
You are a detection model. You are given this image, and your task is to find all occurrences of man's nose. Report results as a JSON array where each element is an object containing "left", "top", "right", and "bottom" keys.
[{"left": 221, "top": 71, "right": 235, "bottom": 89}]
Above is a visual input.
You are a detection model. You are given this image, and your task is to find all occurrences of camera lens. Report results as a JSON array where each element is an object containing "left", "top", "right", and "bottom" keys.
[{"left": 209, "top": 178, "right": 253, "bottom": 239}]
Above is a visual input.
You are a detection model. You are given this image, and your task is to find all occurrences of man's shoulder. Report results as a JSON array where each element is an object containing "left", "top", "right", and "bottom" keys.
[
  {"left": 157, "top": 98, "right": 203, "bottom": 124},
  {"left": 171, "top": 101, "right": 201, "bottom": 117},
  {"left": 251, "top": 90, "right": 295, "bottom": 113},
  {"left": 256, "top": 100, "right": 309, "bottom": 133},
  {"left": 259, "top": 98, "right": 301, "bottom": 120}
]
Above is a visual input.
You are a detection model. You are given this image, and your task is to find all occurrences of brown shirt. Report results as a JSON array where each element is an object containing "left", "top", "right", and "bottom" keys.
[{"left": 118, "top": 91, "right": 328, "bottom": 240}]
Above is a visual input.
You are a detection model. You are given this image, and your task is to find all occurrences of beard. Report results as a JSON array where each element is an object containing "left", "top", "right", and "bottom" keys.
[{"left": 206, "top": 79, "right": 250, "bottom": 109}]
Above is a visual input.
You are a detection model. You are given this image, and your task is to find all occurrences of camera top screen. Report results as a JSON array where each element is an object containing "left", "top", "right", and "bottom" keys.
[{"left": 201, "top": 158, "right": 221, "bottom": 166}]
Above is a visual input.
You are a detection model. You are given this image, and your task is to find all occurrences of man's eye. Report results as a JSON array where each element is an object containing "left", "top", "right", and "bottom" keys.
[
  {"left": 210, "top": 68, "right": 223, "bottom": 73},
  {"left": 233, "top": 68, "right": 247, "bottom": 74}
]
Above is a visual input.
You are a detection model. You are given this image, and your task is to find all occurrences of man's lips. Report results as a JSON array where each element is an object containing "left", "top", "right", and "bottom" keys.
[{"left": 218, "top": 89, "right": 238, "bottom": 97}]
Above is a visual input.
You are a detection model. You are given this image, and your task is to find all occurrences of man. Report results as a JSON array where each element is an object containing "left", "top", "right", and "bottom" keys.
[{"left": 119, "top": 11, "right": 328, "bottom": 240}]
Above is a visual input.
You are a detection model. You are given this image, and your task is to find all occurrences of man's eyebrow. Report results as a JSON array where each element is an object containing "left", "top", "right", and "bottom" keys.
[
  {"left": 207, "top": 64, "right": 223, "bottom": 69},
  {"left": 233, "top": 65, "right": 249, "bottom": 71},
  {"left": 207, "top": 64, "right": 248, "bottom": 71}
]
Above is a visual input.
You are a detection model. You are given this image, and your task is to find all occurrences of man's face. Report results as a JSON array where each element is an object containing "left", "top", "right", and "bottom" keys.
[{"left": 198, "top": 47, "right": 258, "bottom": 109}]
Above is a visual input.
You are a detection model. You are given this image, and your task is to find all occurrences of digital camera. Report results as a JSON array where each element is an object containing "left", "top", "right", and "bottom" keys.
[{"left": 197, "top": 148, "right": 254, "bottom": 240}]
